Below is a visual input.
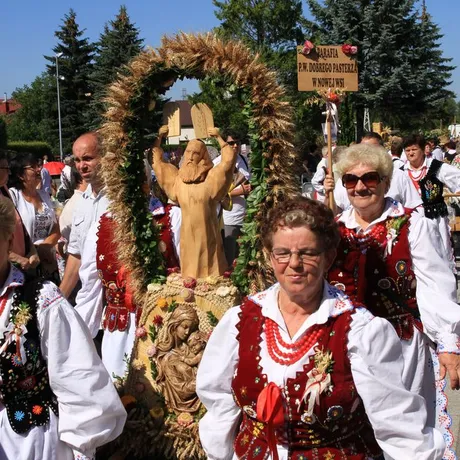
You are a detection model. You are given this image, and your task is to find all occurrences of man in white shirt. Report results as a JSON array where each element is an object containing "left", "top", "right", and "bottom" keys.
[
  {"left": 213, "top": 132, "right": 251, "bottom": 267},
  {"left": 59, "top": 132, "right": 109, "bottom": 298}
]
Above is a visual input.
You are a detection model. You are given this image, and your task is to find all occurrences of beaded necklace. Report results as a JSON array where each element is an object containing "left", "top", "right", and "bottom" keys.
[
  {"left": 341, "top": 222, "right": 387, "bottom": 251},
  {"left": 407, "top": 166, "right": 427, "bottom": 194},
  {"left": 265, "top": 318, "right": 323, "bottom": 366}
]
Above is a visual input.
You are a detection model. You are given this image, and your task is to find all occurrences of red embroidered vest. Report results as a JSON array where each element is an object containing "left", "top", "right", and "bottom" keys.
[
  {"left": 152, "top": 204, "right": 180, "bottom": 270},
  {"left": 96, "top": 213, "right": 137, "bottom": 332},
  {"left": 231, "top": 298, "right": 381, "bottom": 460},
  {"left": 328, "top": 211, "right": 421, "bottom": 340}
]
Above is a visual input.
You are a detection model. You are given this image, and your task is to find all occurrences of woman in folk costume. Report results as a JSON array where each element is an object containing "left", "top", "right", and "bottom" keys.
[
  {"left": 324, "top": 143, "right": 460, "bottom": 458},
  {"left": 0, "top": 198, "right": 126, "bottom": 459},
  {"left": 400, "top": 134, "right": 460, "bottom": 267},
  {"left": 197, "top": 197, "right": 444, "bottom": 460}
]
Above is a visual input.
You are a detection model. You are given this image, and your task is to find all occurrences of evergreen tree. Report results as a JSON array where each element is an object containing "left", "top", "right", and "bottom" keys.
[
  {"left": 86, "top": 5, "right": 143, "bottom": 130},
  {"left": 306, "top": 0, "right": 455, "bottom": 134},
  {"left": 45, "top": 9, "right": 95, "bottom": 155}
]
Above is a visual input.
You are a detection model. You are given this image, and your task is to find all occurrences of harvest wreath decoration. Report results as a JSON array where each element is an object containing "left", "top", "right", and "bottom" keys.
[{"left": 99, "top": 32, "right": 300, "bottom": 304}]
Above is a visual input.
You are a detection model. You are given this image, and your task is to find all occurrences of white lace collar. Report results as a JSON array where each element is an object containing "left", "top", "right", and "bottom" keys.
[
  {"left": 247, "top": 282, "right": 355, "bottom": 342},
  {"left": 337, "top": 198, "right": 404, "bottom": 233}
]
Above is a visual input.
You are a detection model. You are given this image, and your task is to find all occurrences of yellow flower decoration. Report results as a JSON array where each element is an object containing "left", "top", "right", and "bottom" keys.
[{"left": 156, "top": 298, "right": 168, "bottom": 309}]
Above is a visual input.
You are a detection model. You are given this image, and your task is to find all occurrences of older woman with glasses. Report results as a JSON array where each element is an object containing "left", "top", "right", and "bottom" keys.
[
  {"left": 197, "top": 197, "right": 444, "bottom": 460},
  {"left": 325, "top": 143, "right": 460, "bottom": 458}
]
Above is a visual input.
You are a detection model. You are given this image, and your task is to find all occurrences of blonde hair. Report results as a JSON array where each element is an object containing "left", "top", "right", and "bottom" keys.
[
  {"left": 336, "top": 144, "right": 393, "bottom": 180},
  {"left": 0, "top": 198, "right": 16, "bottom": 240}
]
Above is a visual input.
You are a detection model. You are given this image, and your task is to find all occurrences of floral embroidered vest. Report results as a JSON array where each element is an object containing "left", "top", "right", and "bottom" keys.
[
  {"left": 0, "top": 279, "right": 58, "bottom": 433},
  {"left": 97, "top": 213, "right": 138, "bottom": 332},
  {"left": 152, "top": 204, "right": 180, "bottom": 270},
  {"left": 231, "top": 298, "right": 381, "bottom": 460},
  {"left": 328, "top": 211, "right": 421, "bottom": 340},
  {"left": 419, "top": 159, "right": 447, "bottom": 219}
]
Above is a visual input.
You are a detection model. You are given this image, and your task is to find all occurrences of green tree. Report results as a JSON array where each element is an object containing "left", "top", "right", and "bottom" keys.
[
  {"left": 45, "top": 9, "right": 95, "bottom": 155},
  {"left": 6, "top": 73, "right": 57, "bottom": 148},
  {"left": 0, "top": 117, "right": 7, "bottom": 148},
  {"left": 193, "top": 0, "right": 320, "bottom": 149},
  {"left": 306, "top": 0, "right": 455, "bottom": 135},
  {"left": 189, "top": 78, "right": 249, "bottom": 141},
  {"left": 86, "top": 5, "right": 143, "bottom": 130}
]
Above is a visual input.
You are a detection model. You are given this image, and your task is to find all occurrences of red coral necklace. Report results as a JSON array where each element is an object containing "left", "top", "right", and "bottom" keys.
[{"left": 265, "top": 318, "right": 323, "bottom": 366}]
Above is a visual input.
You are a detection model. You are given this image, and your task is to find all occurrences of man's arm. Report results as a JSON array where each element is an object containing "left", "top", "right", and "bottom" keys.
[
  {"left": 207, "top": 128, "right": 238, "bottom": 201},
  {"left": 59, "top": 253, "right": 81, "bottom": 298},
  {"left": 152, "top": 125, "right": 178, "bottom": 201}
]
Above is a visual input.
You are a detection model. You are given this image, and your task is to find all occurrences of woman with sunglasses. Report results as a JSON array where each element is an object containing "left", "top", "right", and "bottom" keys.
[
  {"left": 197, "top": 197, "right": 444, "bottom": 460},
  {"left": 325, "top": 143, "right": 460, "bottom": 458},
  {"left": 8, "top": 153, "right": 61, "bottom": 281}
]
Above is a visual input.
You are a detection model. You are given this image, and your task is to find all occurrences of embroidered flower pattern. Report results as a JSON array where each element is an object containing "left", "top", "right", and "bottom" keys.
[
  {"left": 32, "top": 405, "right": 43, "bottom": 415},
  {"left": 14, "top": 410, "right": 25, "bottom": 421}
]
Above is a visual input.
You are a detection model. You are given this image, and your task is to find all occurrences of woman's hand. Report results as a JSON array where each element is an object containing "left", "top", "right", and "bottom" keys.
[
  {"left": 324, "top": 174, "right": 335, "bottom": 194},
  {"left": 438, "top": 352, "right": 460, "bottom": 390},
  {"left": 28, "top": 253, "right": 40, "bottom": 269}
]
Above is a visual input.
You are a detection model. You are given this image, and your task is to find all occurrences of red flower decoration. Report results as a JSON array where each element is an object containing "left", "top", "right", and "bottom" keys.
[
  {"left": 32, "top": 405, "right": 43, "bottom": 415},
  {"left": 153, "top": 315, "right": 163, "bottom": 327},
  {"left": 223, "top": 270, "right": 233, "bottom": 279},
  {"left": 342, "top": 44, "right": 358, "bottom": 56},
  {"left": 167, "top": 267, "right": 180, "bottom": 275},
  {"left": 183, "top": 277, "right": 197, "bottom": 289},
  {"left": 341, "top": 44, "right": 352, "bottom": 55},
  {"left": 302, "top": 40, "right": 315, "bottom": 55}
]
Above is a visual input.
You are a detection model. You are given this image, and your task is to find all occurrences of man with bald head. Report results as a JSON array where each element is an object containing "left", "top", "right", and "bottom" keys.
[{"left": 59, "top": 132, "right": 108, "bottom": 298}]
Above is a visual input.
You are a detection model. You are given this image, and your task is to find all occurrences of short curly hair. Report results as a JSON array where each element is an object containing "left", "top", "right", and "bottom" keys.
[{"left": 261, "top": 197, "right": 340, "bottom": 252}]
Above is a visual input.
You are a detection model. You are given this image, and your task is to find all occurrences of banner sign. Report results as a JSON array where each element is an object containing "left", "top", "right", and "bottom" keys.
[{"left": 297, "top": 45, "right": 358, "bottom": 92}]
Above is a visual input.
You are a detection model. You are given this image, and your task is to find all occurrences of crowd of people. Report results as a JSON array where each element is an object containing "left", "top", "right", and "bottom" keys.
[{"left": 0, "top": 127, "right": 460, "bottom": 459}]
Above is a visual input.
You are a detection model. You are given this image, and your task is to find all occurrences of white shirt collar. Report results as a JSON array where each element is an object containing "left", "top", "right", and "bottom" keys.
[
  {"left": 248, "top": 282, "right": 355, "bottom": 342},
  {"left": 0, "top": 264, "right": 24, "bottom": 297},
  {"left": 405, "top": 157, "right": 430, "bottom": 172},
  {"left": 337, "top": 197, "right": 404, "bottom": 233}
]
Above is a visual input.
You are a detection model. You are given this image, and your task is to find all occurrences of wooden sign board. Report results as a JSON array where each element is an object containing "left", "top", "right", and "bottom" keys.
[
  {"left": 191, "top": 103, "right": 214, "bottom": 139},
  {"left": 297, "top": 45, "right": 358, "bottom": 92},
  {"left": 162, "top": 102, "right": 181, "bottom": 137}
]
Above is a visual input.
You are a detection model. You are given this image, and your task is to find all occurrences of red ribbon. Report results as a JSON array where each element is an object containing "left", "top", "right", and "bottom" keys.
[
  {"left": 116, "top": 266, "right": 136, "bottom": 313},
  {"left": 256, "top": 382, "right": 284, "bottom": 460}
]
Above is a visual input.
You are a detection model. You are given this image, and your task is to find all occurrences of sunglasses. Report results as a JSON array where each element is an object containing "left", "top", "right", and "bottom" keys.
[
  {"left": 342, "top": 171, "right": 385, "bottom": 189},
  {"left": 227, "top": 141, "right": 239, "bottom": 146}
]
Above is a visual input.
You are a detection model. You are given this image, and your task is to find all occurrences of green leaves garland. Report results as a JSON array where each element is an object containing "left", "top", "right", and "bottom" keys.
[{"left": 232, "top": 92, "right": 268, "bottom": 294}]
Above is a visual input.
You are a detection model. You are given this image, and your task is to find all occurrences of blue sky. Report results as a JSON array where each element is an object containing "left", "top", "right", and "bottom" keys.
[{"left": 2, "top": 0, "right": 459, "bottom": 103}]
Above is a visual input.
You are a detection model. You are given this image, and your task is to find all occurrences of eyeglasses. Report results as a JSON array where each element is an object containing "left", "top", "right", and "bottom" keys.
[
  {"left": 227, "top": 141, "right": 239, "bottom": 146},
  {"left": 271, "top": 248, "right": 323, "bottom": 264},
  {"left": 341, "top": 171, "right": 385, "bottom": 190}
]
